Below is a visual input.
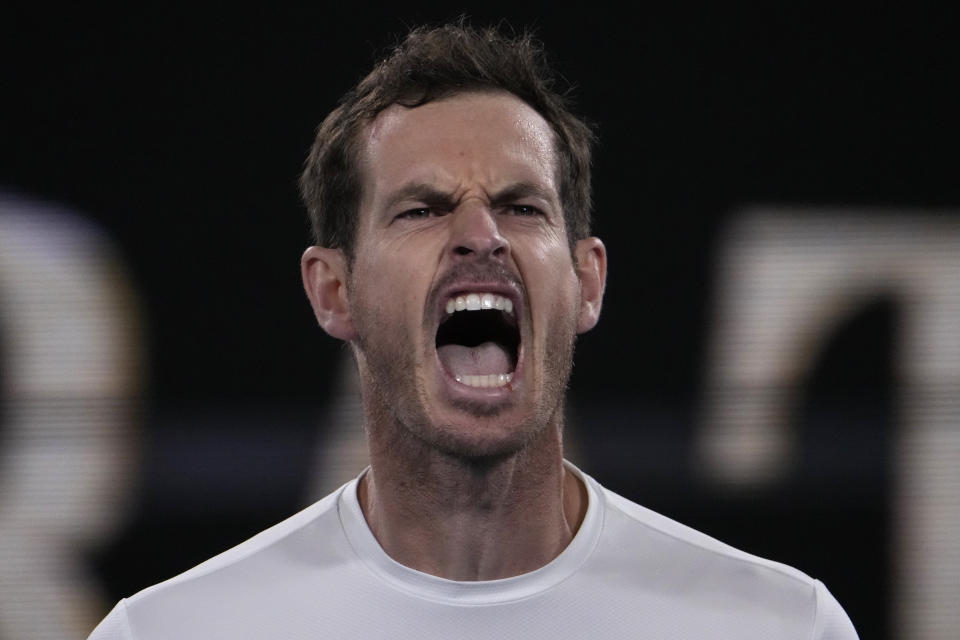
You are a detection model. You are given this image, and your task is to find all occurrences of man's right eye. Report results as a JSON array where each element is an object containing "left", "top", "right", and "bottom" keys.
[{"left": 396, "top": 208, "right": 441, "bottom": 220}]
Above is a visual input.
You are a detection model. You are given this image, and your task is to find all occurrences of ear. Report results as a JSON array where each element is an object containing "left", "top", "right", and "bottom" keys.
[
  {"left": 573, "top": 237, "right": 607, "bottom": 334},
  {"left": 301, "top": 246, "right": 357, "bottom": 341}
]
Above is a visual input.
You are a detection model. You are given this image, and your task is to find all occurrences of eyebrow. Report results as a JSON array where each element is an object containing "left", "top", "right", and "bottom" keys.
[
  {"left": 383, "top": 183, "right": 456, "bottom": 212},
  {"left": 383, "top": 181, "right": 557, "bottom": 212},
  {"left": 488, "top": 182, "right": 556, "bottom": 208}
]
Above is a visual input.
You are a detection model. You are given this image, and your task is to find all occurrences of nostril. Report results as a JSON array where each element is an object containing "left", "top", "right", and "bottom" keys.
[{"left": 454, "top": 246, "right": 473, "bottom": 256}]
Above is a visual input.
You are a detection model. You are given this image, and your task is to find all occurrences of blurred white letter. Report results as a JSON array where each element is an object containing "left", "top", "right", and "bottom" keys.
[{"left": 699, "top": 210, "right": 960, "bottom": 640}]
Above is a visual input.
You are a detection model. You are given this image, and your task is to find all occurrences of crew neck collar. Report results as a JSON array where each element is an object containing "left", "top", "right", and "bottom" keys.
[{"left": 336, "top": 460, "right": 604, "bottom": 605}]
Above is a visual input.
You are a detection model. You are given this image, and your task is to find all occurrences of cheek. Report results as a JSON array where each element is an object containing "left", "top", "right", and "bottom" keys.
[
  {"left": 524, "top": 257, "right": 581, "bottom": 332},
  {"left": 549, "top": 280, "right": 582, "bottom": 328},
  {"left": 351, "top": 251, "right": 429, "bottom": 336}
]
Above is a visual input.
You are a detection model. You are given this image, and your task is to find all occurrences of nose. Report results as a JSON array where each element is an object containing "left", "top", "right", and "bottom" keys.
[{"left": 448, "top": 202, "right": 509, "bottom": 260}]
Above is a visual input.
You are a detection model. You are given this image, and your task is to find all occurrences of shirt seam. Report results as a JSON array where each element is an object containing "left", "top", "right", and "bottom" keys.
[
  {"left": 807, "top": 579, "right": 822, "bottom": 640},
  {"left": 119, "top": 599, "right": 135, "bottom": 640}
]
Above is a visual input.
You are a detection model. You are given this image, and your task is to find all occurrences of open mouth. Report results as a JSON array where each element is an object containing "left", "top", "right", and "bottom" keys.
[{"left": 435, "top": 293, "right": 520, "bottom": 389}]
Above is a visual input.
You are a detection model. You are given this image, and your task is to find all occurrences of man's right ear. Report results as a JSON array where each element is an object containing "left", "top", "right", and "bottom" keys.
[{"left": 301, "top": 246, "right": 357, "bottom": 341}]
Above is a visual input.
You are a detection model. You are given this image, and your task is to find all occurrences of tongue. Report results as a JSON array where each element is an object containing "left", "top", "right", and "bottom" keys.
[{"left": 437, "top": 342, "right": 512, "bottom": 377}]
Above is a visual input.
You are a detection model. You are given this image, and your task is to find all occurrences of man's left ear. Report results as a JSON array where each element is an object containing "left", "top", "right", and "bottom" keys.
[{"left": 574, "top": 237, "right": 607, "bottom": 334}]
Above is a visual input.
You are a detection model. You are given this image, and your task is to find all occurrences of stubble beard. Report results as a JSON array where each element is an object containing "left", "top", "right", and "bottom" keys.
[{"left": 349, "top": 285, "right": 579, "bottom": 464}]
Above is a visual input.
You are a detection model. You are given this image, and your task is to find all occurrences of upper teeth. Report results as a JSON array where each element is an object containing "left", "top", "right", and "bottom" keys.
[{"left": 445, "top": 293, "right": 513, "bottom": 315}]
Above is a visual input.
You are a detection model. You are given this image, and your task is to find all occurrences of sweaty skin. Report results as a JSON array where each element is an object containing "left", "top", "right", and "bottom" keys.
[{"left": 302, "top": 91, "right": 606, "bottom": 580}]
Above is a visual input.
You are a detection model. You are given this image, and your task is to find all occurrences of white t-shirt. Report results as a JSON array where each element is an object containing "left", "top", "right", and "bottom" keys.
[{"left": 89, "top": 464, "right": 858, "bottom": 639}]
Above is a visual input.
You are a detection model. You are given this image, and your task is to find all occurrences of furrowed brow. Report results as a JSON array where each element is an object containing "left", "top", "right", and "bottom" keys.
[
  {"left": 488, "top": 182, "right": 556, "bottom": 208},
  {"left": 384, "top": 183, "right": 457, "bottom": 211}
]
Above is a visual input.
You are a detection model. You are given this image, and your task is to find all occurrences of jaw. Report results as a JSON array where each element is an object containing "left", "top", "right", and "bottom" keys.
[
  {"left": 415, "top": 278, "right": 580, "bottom": 456},
  {"left": 353, "top": 275, "right": 575, "bottom": 461},
  {"left": 397, "top": 312, "right": 539, "bottom": 458}
]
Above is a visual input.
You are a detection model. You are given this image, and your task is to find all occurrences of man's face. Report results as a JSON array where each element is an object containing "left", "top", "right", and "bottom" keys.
[{"left": 342, "top": 91, "right": 601, "bottom": 459}]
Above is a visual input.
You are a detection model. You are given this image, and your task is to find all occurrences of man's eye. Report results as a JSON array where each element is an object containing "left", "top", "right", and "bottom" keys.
[
  {"left": 509, "top": 204, "right": 541, "bottom": 216},
  {"left": 396, "top": 208, "right": 435, "bottom": 220}
]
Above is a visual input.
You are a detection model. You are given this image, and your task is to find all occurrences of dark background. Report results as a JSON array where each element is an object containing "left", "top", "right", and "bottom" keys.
[{"left": 3, "top": 5, "right": 959, "bottom": 639}]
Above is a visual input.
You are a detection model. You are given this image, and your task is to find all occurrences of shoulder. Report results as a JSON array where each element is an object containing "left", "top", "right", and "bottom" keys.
[
  {"left": 87, "top": 600, "right": 132, "bottom": 640},
  {"left": 585, "top": 476, "right": 858, "bottom": 639},
  {"left": 811, "top": 580, "right": 860, "bottom": 640},
  {"left": 88, "top": 483, "right": 352, "bottom": 640},
  {"left": 600, "top": 485, "right": 814, "bottom": 582},
  {"left": 138, "top": 484, "right": 344, "bottom": 595}
]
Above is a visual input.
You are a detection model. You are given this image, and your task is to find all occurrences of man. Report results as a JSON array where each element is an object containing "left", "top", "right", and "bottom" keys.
[{"left": 89, "top": 23, "right": 858, "bottom": 639}]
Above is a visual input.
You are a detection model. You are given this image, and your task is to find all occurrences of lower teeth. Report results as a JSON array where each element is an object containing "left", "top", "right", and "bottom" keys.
[{"left": 455, "top": 373, "right": 513, "bottom": 388}]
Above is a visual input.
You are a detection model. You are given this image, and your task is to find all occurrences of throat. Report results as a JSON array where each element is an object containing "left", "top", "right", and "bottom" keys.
[{"left": 359, "top": 459, "right": 582, "bottom": 581}]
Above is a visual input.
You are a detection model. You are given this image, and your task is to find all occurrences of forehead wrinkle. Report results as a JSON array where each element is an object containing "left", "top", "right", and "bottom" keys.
[
  {"left": 361, "top": 93, "right": 561, "bottom": 215},
  {"left": 384, "top": 182, "right": 458, "bottom": 211}
]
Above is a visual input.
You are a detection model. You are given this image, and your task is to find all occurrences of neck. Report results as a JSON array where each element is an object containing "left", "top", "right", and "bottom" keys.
[{"left": 359, "top": 416, "right": 587, "bottom": 581}]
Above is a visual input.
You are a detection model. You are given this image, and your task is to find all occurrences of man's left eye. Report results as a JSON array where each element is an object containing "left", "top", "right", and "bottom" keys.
[
  {"left": 396, "top": 208, "right": 437, "bottom": 219},
  {"left": 509, "top": 205, "right": 541, "bottom": 216}
]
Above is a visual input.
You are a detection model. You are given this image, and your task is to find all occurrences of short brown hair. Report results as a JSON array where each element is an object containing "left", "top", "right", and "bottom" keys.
[{"left": 299, "top": 21, "right": 596, "bottom": 259}]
